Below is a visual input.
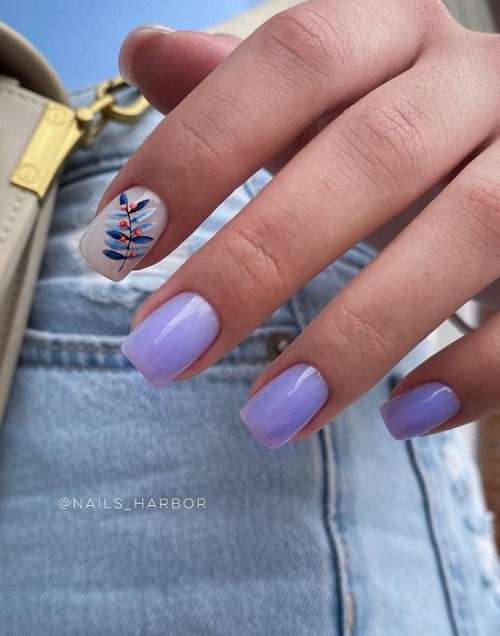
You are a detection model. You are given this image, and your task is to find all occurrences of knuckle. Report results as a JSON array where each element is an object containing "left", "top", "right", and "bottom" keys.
[
  {"left": 456, "top": 177, "right": 500, "bottom": 255},
  {"left": 216, "top": 222, "right": 290, "bottom": 305},
  {"left": 343, "top": 100, "right": 429, "bottom": 189},
  {"left": 173, "top": 93, "right": 246, "bottom": 172},
  {"left": 332, "top": 299, "right": 397, "bottom": 365},
  {"left": 177, "top": 116, "right": 223, "bottom": 164},
  {"left": 260, "top": 6, "right": 341, "bottom": 75}
]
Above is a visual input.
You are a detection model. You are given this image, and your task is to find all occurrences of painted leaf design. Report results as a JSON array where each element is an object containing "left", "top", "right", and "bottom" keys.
[
  {"left": 106, "top": 220, "right": 129, "bottom": 229},
  {"left": 106, "top": 230, "right": 127, "bottom": 240},
  {"left": 130, "top": 199, "right": 149, "bottom": 212},
  {"left": 103, "top": 249, "right": 127, "bottom": 260},
  {"left": 130, "top": 235, "right": 154, "bottom": 244},
  {"left": 131, "top": 210, "right": 154, "bottom": 224},
  {"left": 127, "top": 251, "right": 148, "bottom": 259},
  {"left": 134, "top": 221, "right": 157, "bottom": 232},
  {"left": 105, "top": 239, "right": 128, "bottom": 251},
  {"left": 103, "top": 192, "right": 156, "bottom": 271}
]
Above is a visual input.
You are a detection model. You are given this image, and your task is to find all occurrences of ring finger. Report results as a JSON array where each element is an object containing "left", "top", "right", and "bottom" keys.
[{"left": 120, "top": 38, "right": 500, "bottom": 396}]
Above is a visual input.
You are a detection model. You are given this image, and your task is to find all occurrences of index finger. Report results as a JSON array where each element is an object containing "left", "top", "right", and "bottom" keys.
[{"left": 79, "top": 0, "right": 435, "bottom": 281}]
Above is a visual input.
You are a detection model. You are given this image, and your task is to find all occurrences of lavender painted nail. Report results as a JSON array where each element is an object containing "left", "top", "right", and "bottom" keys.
[
  {"left": 240, "top": 363, "right": 329, "bottom": 450},
  {"left": 380, "top": 382, "right": 460, "bottom": 441},
  {"left": 121, "top": 291, "right": 219, "bottom": 386}
]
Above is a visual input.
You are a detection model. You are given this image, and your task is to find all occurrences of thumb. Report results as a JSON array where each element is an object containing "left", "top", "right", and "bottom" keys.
[{"left": 119, "top": 26, "right": 240, "bottom": 114}]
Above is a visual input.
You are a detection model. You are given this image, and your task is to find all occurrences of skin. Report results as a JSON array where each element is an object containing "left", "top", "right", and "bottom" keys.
[{"left": 99, "top": 0, "right": 500, "bottom": 439}]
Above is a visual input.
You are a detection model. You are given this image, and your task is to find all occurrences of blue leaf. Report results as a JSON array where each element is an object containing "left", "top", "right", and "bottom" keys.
[
  {"left": 106, "top": 220, "right": 127, "bottom": 229},
  {"left": 130, "top": 235, "right": 154, "bottom": 244},
  {"left": 135, "top": 221, "right": 157, "bottom": 232},
  {"left": 106, "top": 230, "right": 127, "bottom": 240},
  {"left": 109, "top": 211, "right": 128, "bottom": 219},
  {"left": 131, "top": 199, "right": 149, "bottom": 212},
  {"left": 103, "top": 249, "right": 127, "bottom": 260},
  {"left": 131, "top": 210, "right": 154, "bottom": 224},
  {"left": 105, "top": 239, "right": 128, "bottom": 251},
  {"left": 119, "top": 192, "right": 128, "bottom": 206}
]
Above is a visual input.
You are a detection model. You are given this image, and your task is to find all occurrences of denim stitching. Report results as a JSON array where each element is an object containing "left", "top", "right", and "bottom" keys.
[
  {"left": 408, "top": 439, "right": 468, "bottom": 636},
  {"left": 20, "top": 326, "right": 299, "bottom": 369},
  {"left": 291, "top": 286, "right": 351, "bottom": 635}
]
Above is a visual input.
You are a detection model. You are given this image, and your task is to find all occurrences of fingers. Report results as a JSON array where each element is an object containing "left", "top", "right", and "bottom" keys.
[
  {"left": 118, "top": 27, "right": 239, "bottom": 112},
  {"left": 83, "top": 0, "right": 435, "bottom": 280},
  {"left": 127, "top": 38, "right": 500, "bottom": 372},
  {"left": 380, "top": 310, "right": 500, "bottom": 439},
  {"left": 243, "top": 138, "right": 500, "bottom": 447}
]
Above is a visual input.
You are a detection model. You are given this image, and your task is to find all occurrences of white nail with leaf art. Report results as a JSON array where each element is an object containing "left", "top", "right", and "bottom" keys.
[{"left": 79, "top": 186, "right": 168, "bottom": 282}]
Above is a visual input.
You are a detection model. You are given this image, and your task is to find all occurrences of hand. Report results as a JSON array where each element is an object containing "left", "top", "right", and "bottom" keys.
[{"left": 80, "top": 0, "right": 500, "bottom": 449}]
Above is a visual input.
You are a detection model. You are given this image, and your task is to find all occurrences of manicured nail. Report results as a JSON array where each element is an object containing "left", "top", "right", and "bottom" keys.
[
  {"left": 79, "top": 187, "right": 167, "bottom": 282},
  {"left": 121, "top": 292, "right": 219, "bottom": 386},
  {"left": 119, "top": 25, "right": 174, "bottom": 86},
  {"left": 380, "top": 382, "right": 460, "bottom": 441},
  {"left": 240, "top": 363, "right": 329, "bottom": 450}
]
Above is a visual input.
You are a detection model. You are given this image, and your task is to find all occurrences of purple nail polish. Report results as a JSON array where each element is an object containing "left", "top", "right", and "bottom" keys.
[
  {"left": 240, "top": 363, "right": 329, "bottom": 450},
  {"left": 121, "top": 291, "right": 219, "bottom": 386},
  {"left": 380, "top": 382, "right": 460, "bottom": 441}
]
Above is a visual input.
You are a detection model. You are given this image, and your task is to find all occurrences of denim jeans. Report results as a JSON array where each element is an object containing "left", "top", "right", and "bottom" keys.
[{"left": 0, "top": 88, "right": 498, "bottom": 635}]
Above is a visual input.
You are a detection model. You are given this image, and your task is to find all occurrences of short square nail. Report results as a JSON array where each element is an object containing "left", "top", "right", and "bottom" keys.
[
  {"left": 380, "top": 382, "right": 460, "bottom": 441},
  {"left": 120, "top": 292, "right": 219, "bottom": 386},
  {"left": 79, "top": 187, "right": 167, "bottom": 282},
  {"left": 240, "top": 363, "right": 329, "bottom": 450}
]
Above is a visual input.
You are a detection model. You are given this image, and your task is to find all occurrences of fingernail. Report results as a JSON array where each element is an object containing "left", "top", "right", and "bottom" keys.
[
  {"left": 79, "top": 187, "right": 167, "bottom": 282},
  {"left": 119, "top": 25, "right": 174, "bottom": 86},
  {"left": 380, "top": 382, "right": 460, "bottom": 441},
  {"left": 120, "top": 292, "right": 219, "bottom": 386},
  {"left": 240, "top": 363, "right": 329, "bottom": 450}
]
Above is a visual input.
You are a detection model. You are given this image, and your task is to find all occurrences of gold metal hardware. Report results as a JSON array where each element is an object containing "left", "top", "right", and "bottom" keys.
[
  {"left": 11, "top": 102, "right": 82, "bottom": 199},
  {"left": 11, "top": 76, "right": 150, "bottom": 198}
]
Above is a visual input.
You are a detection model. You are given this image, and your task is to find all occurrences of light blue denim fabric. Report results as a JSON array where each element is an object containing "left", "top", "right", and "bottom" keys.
[{"left": 0, "top": 88, "right": 498, "bottom": 636}]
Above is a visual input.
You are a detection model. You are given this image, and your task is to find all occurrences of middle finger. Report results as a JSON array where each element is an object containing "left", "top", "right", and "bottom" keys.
[{"left": 121, "top": 40, "right": 500, "bottom": 386}]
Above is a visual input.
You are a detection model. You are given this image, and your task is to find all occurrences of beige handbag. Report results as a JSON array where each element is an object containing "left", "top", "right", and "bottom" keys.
[
  {"left": 0, "top": 22, "right": 68, "bottom": 422},
  {"left": 0, "top": 22, "right": 149, "bottom": 423}
]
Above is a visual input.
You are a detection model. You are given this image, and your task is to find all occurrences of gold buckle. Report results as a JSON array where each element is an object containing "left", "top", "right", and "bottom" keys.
[
  {"left": 76, "top": 75, "right": 150, "bottom": 146},
  {"left": 11, "top": 76, "right": 150, "bottom": 198}
]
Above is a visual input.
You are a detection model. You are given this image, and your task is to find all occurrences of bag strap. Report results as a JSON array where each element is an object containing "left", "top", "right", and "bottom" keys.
[{"left": 0, "top": 22, "right": 68, "bottom": 423}]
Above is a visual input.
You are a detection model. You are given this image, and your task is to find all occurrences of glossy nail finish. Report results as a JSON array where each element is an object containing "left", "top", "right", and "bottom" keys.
[
  {"left": 240, "top": 363, "right": 329, "bottom": 450},
  {"left": 121, "top": 292, "right": 219, "bottom": 386},
  {"left": 79, "top": 187, "right": 167, "bottom": 282},
  {"left": 380, "top": 382, "right": 460, "bottom": 441}
]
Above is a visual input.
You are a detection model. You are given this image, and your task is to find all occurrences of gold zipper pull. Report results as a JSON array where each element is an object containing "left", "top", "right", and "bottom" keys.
[{"left": 11, "top": 76, "right": 150, "bottom": 199}]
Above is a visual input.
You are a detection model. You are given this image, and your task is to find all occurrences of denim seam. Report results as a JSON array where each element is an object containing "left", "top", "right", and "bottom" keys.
[
  {"left": 320, "top": 425, "right": 353, "bottom": 636},
  {"left": 19, "top": 361, "right": 267, "bottom": 374},
  {"left": 21, "top": 326, "right": 299, "bottom": 369},
  {"left": 407, "top": 440, "right": 470, "bottom": 636},
  {"left": 290, "top": 288, "right": 351, "bottom": 635}
]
